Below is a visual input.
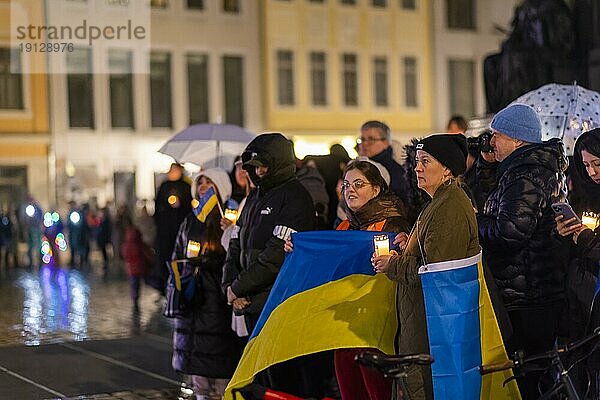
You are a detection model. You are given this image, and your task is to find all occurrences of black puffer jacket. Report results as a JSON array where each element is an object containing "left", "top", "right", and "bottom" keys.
[
  {"left": 478, "top": 139, "right": 569, "bottom": 310},
  {"left": 171, "top": 208, "right": 241, "bottom": 377},
  {"left": 222, "top": 134, "right": 316, "bottom": 331}
]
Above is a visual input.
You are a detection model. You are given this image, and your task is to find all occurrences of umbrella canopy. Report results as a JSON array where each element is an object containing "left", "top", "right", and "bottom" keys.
[
  {"left": 514, "top": 83, "right": 600, "bottom": 155},
  {"left": 158, "top": 123, "right": 256, "bottom": 167}
]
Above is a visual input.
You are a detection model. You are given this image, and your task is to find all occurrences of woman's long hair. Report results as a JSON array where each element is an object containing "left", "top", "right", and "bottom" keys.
[
  {"left": 343, "top": 160, "right": 389, "bottom": 195},
  {"left": 570, "top": 128, "right": 600, "bottom": 213}
]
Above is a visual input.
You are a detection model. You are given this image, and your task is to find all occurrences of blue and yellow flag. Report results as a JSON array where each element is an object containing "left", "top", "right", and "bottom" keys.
[
  {"left": 225, "top": 230, "right": 398, "bottom": 399},
  {"left": 192, "top": 186, "right": 218, "bottom": 223},
  {"left": 419, "top": 253, "right": 521, "bottom": 400}
]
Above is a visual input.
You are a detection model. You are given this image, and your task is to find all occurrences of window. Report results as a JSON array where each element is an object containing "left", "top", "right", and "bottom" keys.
[
  {"left": 187, "top": 54, "right": 209, "bottom": 124},
  {"left": 223, "top": 56, "right": 244, "bottom": 126},
  {"left": 310, "top": 52, "right": 327, "bottom": 106},
  {"left": 342, "top": 53, "right": 358, "bottom": 106},
  {"left": 309, "top": 0, "right": 324, "bottom": 2},
  {"left": 403, "top": 57, "right": 418, "bottom": 108},
  {"left": 187, "top": 0, "right": 203, "bottom": 10},
  {"left": 448, "top": 59, "right": 475, "bottom": 117},
  {"left": 401, "top": 0, "right": 415, "bottom": 9},
  {"left": 66, "top": 48, "right": 94, "bottom": 128},
  {"left": 109, "top": 50, "right": 134, "bottom": 128},
  {"left": 223, "top": 0, "right": 239, "bottom": 12},
  {"left": 151, "top": 0, "right": 168, "bottom": 8},
  {"left": 447, "top": 0, "right": 475, "bottom": 30},
  {"left": 0, "top": 48, "right": 23, "bottom": 110},
  {"left": 340, "top": 0, "right": 355, "bottom": 4},
  {"left": 373, "top": 57, "right": 388, "bottom": 107},
  {"left": 277, "top": 50, "right": 294, "bottom": 106},
  {"left": 372, "top": 0, "right": 386, "bottom": 7},
  {"left": 150, "top": 51, "right": 172, "bottom": 128}
]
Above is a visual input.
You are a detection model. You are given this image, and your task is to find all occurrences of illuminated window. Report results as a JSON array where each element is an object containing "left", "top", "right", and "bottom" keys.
[
  {"left": 277, "top": 50, "right": 295, "bottom": 106},
  {"left": 373, "top": 57, "right": 388, "bottom": 107},
  {"left": 66, "top": 48, "right": 94, "bottom": 127},
  {"left": 109, "top": 50, "right": 134, "bottom": 128},
  {"left": 151, "top": 0, "right": 168, "bottom": 8},
  {"left": 403, "top": 57, "right": 418, "bottom": 108},
  {"left": 310, "top": 52, "right": 327, "bottom": 106},
  {"left": 223, "top": 56, "right": 245, "bottom": 126},
  {"left": 0, "top": 48, "right": 23, "bottom": 110},
  {"left": 150, "top": 51, "right": 172, "bottom": 128},
  {"left": 187, "top": 54, "right": 209, "bottom": 124},
  {"left": 342, "top": 53, "right": 357, "bottom": 106}
]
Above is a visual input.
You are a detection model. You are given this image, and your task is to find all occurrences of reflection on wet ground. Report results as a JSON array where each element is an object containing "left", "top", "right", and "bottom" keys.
[{"left": 0, "top": 266, "right": 171, "bottom": 347}]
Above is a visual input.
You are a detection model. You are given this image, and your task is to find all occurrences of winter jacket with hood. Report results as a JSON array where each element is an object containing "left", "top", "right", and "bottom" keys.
[
  {"left": 477, "top": 138, "right": 569, "bottom": 310},
  {"left": 222, "top": 133, "right": 316, "bottom": 331},
  {"left": 171, "top": 169, "right": 241, "bottom": 378}
]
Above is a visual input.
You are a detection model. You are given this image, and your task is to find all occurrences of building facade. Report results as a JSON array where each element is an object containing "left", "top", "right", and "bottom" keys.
[
  {"left": 48, "top": 0, "right": 261, "bottom": 208},
  {"left": 260, "top": 0, "right": 434, "bottom": 156},
  {"left": 0, "top": 0, "right": 50, "bottom": 209},
  {"left": 431, "top": 0, "right": 519, "bottom": 130}
]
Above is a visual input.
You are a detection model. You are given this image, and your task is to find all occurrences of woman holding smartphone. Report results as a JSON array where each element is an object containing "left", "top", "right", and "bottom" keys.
[
  {"left": 556, "top": 127, "right": 600, "bottom": 397},
  {"left": 285, "top": 158, "right": 411, "bottom": 400},
  {"left": 372, "top": 134, "right": 479, "bottom": 400}
]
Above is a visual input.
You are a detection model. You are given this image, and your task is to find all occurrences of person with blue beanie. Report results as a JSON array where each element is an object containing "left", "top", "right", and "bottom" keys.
[{"left": 478, "top": 103, "right": 571, "bottom": 399}]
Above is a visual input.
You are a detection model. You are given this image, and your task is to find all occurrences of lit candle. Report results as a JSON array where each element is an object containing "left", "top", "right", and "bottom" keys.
[
  {"left": 373, "top": 234, "right": 390, "bottom": 256},
  {"left": 582, "top": 212, "right": 599, "bottom": 230},
  {"left": 224, "top": 209, "right": 238, "bottom": 223},
  {"left": 186, "top": 240, "right": 201, "bottom": 258}
]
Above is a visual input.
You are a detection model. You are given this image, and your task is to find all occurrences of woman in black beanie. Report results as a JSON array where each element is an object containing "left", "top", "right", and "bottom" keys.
[{"left": 372, "top": 133, "right": 480, "bottom": 400}]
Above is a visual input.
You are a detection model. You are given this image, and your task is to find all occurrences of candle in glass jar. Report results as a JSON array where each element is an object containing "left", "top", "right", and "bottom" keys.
[
  {"left": 224, "top": 209, "right": 238, "bottom": 223},
  {"left": 582, "top": 212, "right": 599, "bottom": 230},
  {"left": 186, "top": 240, "right": 201, "bottom": 258},
  {"left": 374, "top": 234, "right": 390, "bottom": 256}
]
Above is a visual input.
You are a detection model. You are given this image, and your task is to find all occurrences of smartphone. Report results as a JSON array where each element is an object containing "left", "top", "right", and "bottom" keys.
[{"left": 551, "top": 202, "right": 581, "bottom": 225}]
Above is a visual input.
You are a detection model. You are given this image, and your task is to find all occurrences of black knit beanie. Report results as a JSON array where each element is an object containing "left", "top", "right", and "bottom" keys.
[{"left": 416, "top": 134, "right": 468, "bottom": 177}]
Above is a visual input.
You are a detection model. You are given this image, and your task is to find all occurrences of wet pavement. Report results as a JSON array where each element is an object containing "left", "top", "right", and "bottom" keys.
[{"left": 0, "top": 263, "right": 190, "bottom": 400}]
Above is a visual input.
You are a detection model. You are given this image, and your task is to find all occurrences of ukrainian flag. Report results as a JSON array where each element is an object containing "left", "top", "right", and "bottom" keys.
[
  {"left": 192, "top": 186, "right": 218, "bottom": 223},
  {"left": 225, "top": 230, "right": 398, "bottom": 399},
  {"left": 419, "top": 253, "right": 521, "bottom": 400}
]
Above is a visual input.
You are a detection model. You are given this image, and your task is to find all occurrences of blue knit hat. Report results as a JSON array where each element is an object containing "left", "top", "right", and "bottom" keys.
[{"left": 490, "top": 103, "right": 542, "bottom": 143}]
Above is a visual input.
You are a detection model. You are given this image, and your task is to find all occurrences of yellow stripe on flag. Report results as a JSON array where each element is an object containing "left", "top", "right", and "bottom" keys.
[
  {"left": 171, "top": 261, "right": 181, "bottom": 292},
  {"left": 478, "top": 261, "right": 521, "bottom": 400},
  {"left": 225, "top": 273, "right": 397, "bottom": 399},
  {"left": 196, "top": 195, "right": 218, "bottom": 223}
]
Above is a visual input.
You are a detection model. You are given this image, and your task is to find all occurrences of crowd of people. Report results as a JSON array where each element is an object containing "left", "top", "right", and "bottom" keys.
[{"left": 4, "top": 105, "right": 599, "bottom": 400}]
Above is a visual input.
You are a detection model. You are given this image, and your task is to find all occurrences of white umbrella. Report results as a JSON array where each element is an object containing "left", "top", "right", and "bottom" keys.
[{"left": 159, "top": 123, "right": 256, "bottom": 167}]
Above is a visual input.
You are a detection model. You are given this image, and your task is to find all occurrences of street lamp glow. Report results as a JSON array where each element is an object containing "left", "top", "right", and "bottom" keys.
[
  {"left": 25, "top": 205, "right": 35, "bottom": 217},
  {"left": 69, "top": 211, "right": 81, "bottom": 224}
]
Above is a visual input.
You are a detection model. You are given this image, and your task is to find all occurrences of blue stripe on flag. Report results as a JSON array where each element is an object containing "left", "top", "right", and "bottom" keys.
[{"left": 421, "top": 261, "right": 482, "bottom": 400}]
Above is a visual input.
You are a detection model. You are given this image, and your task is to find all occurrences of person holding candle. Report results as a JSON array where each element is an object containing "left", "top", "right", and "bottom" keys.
[
  {"left": 170, "top": 168, "right": 241, "bottom": 400},
  {"left": 371, "top": 133, "right": 479, "bottom": 400},
  {"left": 285, "top": 158, "right": 411, "bottom": 400},
  {"left": 555, "top": 127, "right": 600, "bottom": 397}
]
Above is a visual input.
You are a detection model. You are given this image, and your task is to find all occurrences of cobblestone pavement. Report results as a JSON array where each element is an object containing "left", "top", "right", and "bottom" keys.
[{"left": 0, "top": 264, "right": 194, "bottom": 400}]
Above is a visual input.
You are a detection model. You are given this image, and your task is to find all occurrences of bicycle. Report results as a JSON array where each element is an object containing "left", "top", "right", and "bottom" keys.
[
  {"left": 354, "top": 351, "right": 435, "bottom": 400},
  {"left": 480, "top": 327, "right": 600, "bottom": 400}
]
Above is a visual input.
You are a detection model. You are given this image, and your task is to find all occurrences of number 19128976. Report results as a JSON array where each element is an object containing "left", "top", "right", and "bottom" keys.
[{"left": 20, "top": 42, "right": 74, "bottom": 52}]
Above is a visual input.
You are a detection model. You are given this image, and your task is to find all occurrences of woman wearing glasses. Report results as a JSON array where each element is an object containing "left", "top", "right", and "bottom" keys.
[
  {"left": 372, "top": 134, "right": 479, "bottom": 400},
  {"left": 286, "top": 158, "right": 410, "bottom": 400}
]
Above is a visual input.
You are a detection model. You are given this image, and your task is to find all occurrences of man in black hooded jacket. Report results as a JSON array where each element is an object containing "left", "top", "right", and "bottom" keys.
[{"left": 222, "top": 133, "right": 322, "bottom": 397}]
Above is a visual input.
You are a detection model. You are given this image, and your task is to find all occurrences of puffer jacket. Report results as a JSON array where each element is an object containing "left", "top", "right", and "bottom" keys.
[
  {"left": 222, "top": 134, "right": 316, "bottom": 331},
  {"left": 478, "top": 139, "right": 569, "bottom": 310},
  {"left": 171, "top": 207, "right": 241, "bottom": 378}
]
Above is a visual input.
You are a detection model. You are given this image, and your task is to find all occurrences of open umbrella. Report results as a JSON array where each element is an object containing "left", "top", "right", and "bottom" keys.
[
  {"left": 514, "top": 83, "right": 600, "bottom": 155},
  {"left": 158, "top": 123, "right": 256, "bottom": 168}
]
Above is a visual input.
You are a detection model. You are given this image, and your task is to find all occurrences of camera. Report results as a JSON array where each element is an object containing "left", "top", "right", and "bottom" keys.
[{"left": 467, "top": 130, "right": 494, "bottom": 154}]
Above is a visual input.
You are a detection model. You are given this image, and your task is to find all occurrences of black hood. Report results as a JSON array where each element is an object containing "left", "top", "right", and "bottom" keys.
[
  {"left": 498, "top": 138, "right": 568, "bottom": 176},
  {"left": 242, "top": 133, "right": 296, "bottom": 192}
]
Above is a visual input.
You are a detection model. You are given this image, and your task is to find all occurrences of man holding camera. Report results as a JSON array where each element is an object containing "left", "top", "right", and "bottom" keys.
[
  {"left": 477, "top": 103, "right": 569, "bottom": 399},
  {"left": 464, "top": 130, "right": 498, "bottom": 212}
]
